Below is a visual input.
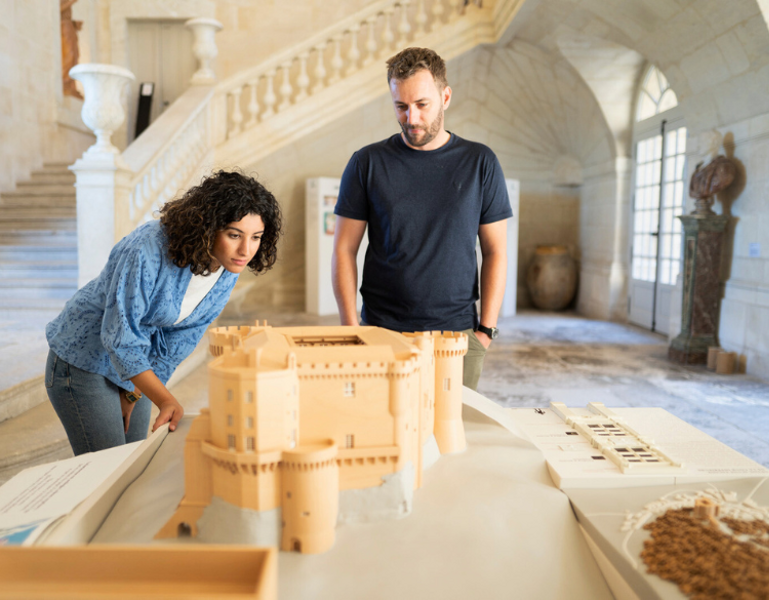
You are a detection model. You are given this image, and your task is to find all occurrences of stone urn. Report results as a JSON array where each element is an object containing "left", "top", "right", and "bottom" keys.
[
  {"left": 526, "top": 245, "right": 577, "bottom": 310},
  {"left": 69, "top": 63, "right": 135, "bottom": 156}
]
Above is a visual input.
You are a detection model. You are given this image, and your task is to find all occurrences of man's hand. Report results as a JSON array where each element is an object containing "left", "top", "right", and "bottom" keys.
[
  {"left": 119, "top": 389, "right": 136, "bottom": 434},
  {"left": 474, "top": 330, "right": 492, "bottom": 349},
  {"left": 153, "top": 399, "right": 184, "bottom": 432},
  {"left": 332, "top": 216, "right": 367, "bottom": 326}
]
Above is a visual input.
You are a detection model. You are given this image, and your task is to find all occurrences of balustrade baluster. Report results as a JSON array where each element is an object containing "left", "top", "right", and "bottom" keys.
[
  {"left": 296, "top": 52, "right": 310, "bottom": 102},
  {"left": 448, "top": 0, "right": 460, "bottom": 22},
  {"left": 363, "top": 16, "right": 378, "bottom": 65},
  {"left": 415, "top": 0, "right": 427, "bottom": 35},
  {"left": 229, "top": 85, "right": 244, "bottom": 138},
  {"left": 329, "top": 35, "right": 344, "bottom": 84},
  {"left": 262, "top": 70, "right": 277, "bottom": 118},
  {"left": 278, "top": 61, "right": 293, "bottom": 111},
  {"left": 312, "top": 43, "right": 327, "bottom": 94},
  {"left": 430, "top": 0, "right": 445, "bottom": 31},
  {"left": 397, "top": 1, "right": 412, "bottom": 46},
  {"left": 246, "top": 80, "right": 259, "bottom": 127},
  {"left": 380, "top": 6, "right": 395, "bottom": 57},
  {"left": 345, "top": 24, "right": 361, "bottom": 76}
]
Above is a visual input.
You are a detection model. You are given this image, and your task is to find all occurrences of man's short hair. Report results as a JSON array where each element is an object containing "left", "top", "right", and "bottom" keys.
[{"left": 386, "top": 47, "right": 448, "bottom": 88}]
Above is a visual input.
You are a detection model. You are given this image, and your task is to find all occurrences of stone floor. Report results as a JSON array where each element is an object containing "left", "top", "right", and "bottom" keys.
[{"left": 3, "top": 307, "right": 769, "bottom": 473}]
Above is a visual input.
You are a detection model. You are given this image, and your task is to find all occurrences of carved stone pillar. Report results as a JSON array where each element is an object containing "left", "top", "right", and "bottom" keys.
[{"left": 668, "top": 214, "right": 729, "bottom": 364}]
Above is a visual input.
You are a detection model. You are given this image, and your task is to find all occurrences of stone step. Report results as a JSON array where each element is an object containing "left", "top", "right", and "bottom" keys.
[
  {"left": 12, "top": 183, "right": 76, "bottom": 194},
  {"left": 0, "top": 279, "right": 77, "bottom": 300},
  {"left": 29, "top": 171, "right": 76, "bottom": 185},
  {"left": 0, "top": 206, "right": 75, "bottom": 217},
  {"left": 0, "top": 400, "right": 73, "bottom": 486},
  {"left": 0, "top": 298, "right": 69, "bottom": 310},
  {"left": 0, "top": 230, "right": 77, "bottom": 245},
  {"left": 0, "top": 192, "right": 76, "bottom": 208},
  {"left": 42, "top": 161, "right": 74, "bottom": 171},
  {"left": 0, "top": 217, "right": 77, "bottom": 231},
  {"left": 0, "top": 265, "right": 79, "bottom": 279},
  {"left": 0, "top": 246, "right": 77, "bottom": 261}
]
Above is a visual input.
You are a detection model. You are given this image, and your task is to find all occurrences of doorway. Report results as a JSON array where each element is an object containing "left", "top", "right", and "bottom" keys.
[
  {"left": 628, "top": 66, "right": 687, "bottom": 335},
  {"left": 126, "top": 20, "right": 196, "bottom": 143}
]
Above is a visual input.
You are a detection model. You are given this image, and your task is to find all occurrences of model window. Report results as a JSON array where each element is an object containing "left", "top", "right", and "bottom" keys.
[
  {"left": 227, "top": 414, "right": 233, "bottom": 427},
  {"left": 443, "top": 378, "right": 450, "bottom": 391},
  {"left": 246, "top": 436, "right": 255, "bottom": 452},
  {"left": 246, "top": 416, "right": 254, "bottom": 428},
  {"left": 345, "top": 434, "right": 354, "bottom": 448},
  {"left": 227, "top": 389, "right": 233, "bottom": 402},
  {"left": 344, "top": 382, "right": 355, "bottom": 397},
  {"left": 227, "top": 434, "right": 236, "bottom": 450},
  {"left": 245, "top": 391, "right": 253, "bottom": 403}
]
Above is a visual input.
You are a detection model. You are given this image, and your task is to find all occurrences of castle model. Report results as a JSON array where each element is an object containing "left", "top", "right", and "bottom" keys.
[{"left": 157, "top": 324, "right": 468, "bottom": 554}]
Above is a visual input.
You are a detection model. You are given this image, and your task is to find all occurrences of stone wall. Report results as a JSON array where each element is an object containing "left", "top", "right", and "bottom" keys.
[{"left": 0, "top": 0, "right": 92, "bottom": 192}]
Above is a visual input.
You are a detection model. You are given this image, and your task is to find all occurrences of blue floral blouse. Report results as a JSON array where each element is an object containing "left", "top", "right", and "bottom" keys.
[{"left": 46, "top": 220, "right": 238, "bottom": 391}]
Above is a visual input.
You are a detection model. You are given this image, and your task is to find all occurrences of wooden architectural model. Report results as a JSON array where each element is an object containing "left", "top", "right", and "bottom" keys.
[
  {"left": 550, "top": 402, "right": 684, "bottom": 473},
  {"left": 157, "top": 324, "right": 468, "bottom": 553}
]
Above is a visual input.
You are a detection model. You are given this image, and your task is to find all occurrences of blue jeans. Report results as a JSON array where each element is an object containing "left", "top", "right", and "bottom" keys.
[{"left": 45, "top": 349, "right": 151, "bottom": 455}]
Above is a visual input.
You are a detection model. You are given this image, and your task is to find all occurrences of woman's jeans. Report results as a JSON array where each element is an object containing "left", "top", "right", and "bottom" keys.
[{"left": 45, "top": 349, "right": 151, "bottom": 456}]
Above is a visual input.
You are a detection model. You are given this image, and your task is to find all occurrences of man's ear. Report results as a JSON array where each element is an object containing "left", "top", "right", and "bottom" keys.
[{"left": 442, "top": 85, "right": 452, "bottom": 110}]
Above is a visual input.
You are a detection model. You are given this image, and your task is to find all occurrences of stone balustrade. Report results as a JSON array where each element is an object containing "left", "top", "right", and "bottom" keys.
[{"left": 216, "top": 0, "right": 487, "bottom": 141}]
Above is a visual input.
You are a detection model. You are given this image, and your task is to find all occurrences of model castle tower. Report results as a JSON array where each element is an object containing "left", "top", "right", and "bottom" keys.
[{"left": 157, "top": 324, "right": 468, "bottom": 554}]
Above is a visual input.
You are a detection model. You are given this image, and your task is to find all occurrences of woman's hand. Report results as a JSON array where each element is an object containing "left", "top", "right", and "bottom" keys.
[
  {"left": 119, "top": 389, "right": 136, "bottom": 433},
  {"left": 153, "top": 399, "right": 184, "bottom": 432},
  {"left": 130, "top": 370, "right": 185, "bottom": 434}
]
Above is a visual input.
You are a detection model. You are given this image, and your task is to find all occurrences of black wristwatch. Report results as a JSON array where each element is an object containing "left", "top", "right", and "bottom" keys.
[{"left": 475, "top": 324, "right": 499, "bottom": 340}]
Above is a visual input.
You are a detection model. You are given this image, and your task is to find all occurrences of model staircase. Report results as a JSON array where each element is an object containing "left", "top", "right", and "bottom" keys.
[{"left": 0, "top": 163, "right": 78, "bottom": 310}]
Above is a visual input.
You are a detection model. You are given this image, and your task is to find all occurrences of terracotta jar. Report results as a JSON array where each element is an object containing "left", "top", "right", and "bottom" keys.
[{"left": 526, "top": 245, "right": 577, "bottom": 310}]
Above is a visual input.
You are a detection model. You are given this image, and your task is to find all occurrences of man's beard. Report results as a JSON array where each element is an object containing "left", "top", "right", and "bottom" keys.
[{"left": 400, "top": 107, "right": 443, "bottom": 147}]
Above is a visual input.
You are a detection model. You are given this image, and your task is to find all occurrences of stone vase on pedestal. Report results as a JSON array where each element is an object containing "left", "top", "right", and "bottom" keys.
[
  {"left": 526, "top": 246, "right": 577, "bottom": 311},
  {"left": 668, "top": 214, "right": 729, "bottom": 364},
  {"left": 68, "top": 63, "right": 135, "bottom": 287},
  {"left": 185, "top": 18, "right": 223, "bottom": 85}
]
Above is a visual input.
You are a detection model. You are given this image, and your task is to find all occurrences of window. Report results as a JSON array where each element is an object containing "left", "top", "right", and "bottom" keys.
[
  {"left": 345, "top": 434, "right": 354, "bottom": 448},
  {"left": 245, "top": 391, "right": 253, "bottom": 403},
  {"left": 227, "top": 434, "right": 236, "bottom": 450},
  {"left": 227, "top": 414, "right": 233, "bottom": 427},
  {"left": 246, "top": 416, "right": 254, "bottom": 428},
  {"left": 227, "top": 389, "right": 233, "bottom": 402},
  {"left": 246, "top": 436, "right": 255, "bottom": 451},
  {"left": 344, "top": 382, "right": 355, "bottom": 397},
  {"left": 636, "top": 65, "right": 678, "bottom": 122},
  {"left": 443, "top": 378, "right": 450, "bottom": 391}
]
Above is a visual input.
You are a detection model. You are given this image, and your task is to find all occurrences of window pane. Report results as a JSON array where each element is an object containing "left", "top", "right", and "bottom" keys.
[
  {"left": 646, "top": 69, "right": 662, "bottom": 101},
  {"left": 658, "top": 89, "right": 678, "bottom": 113},
  {"left": 677, "top": 127, "right": 687, "bottom": 150},
  {"left": 654, "top": 136, "right": 662, "bottom": 159},
  {"left": 676, "top": 155, "right": 686, "bottom": 181},
  {"left": 665, "top": 157, "right": 676, "bottom": 182},
  {"left": 638, "top": 93, "right": 657, "bottom": 121},
  {"left": 652, "top": 161, "right": 661, "bottom": 184},
  {"left": 674, "top": 181, "right": 684, "bottom": 208},
  {"left": 671, "top": 259, "right": 681, "bottom": 283},
  {"left": 666, "top": 130, "right": 677, "bottom": 156},
  {"left": 672, "top": 234, "right": 681, "bottom": 259}
]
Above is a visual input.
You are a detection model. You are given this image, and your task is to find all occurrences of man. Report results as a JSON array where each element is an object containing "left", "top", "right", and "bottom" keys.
[{"left": 332, "top": 47, "right": 511, "bottom": 390}]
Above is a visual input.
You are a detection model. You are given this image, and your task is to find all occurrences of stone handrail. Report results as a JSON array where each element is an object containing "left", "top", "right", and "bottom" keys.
[{"left": 121, "top": 86, "right": 215, "bottom": 238}]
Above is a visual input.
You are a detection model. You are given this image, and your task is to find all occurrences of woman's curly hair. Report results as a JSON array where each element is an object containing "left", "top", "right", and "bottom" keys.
[{"left": 159, "top": 170, "right": 282, "bottom": 276}]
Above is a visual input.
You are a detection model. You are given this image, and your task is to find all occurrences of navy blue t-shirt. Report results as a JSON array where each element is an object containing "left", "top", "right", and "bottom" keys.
[{"left": 335, "top": 133, "right": 512, "bottom": 332}]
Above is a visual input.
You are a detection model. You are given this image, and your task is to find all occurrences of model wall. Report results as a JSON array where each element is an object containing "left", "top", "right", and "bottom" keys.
[{"left": 0, "top": 0, "right": 93, "bottom": 192}]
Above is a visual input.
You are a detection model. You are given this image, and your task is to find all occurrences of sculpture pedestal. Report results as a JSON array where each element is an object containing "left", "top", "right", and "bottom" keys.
[{"left": 669, "top": 214, "right": 729, "bottom": 364}]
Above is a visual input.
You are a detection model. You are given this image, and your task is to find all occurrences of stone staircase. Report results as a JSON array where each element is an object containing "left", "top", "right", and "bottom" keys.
[{"left": 0, "top": 162, "right": 78, "bottom": 310}]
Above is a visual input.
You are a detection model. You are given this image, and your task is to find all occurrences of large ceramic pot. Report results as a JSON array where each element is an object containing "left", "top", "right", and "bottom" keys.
[{"left": 526, "top": 245, "right": 577, "bottom": 310}]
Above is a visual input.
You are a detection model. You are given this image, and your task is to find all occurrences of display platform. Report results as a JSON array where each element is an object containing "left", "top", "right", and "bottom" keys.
[
  {"left": 90, "top": 390, "right": 613, "bottom": 600},
  {"left": 3, "top": 391, "right": 767, "bottom": 599}
]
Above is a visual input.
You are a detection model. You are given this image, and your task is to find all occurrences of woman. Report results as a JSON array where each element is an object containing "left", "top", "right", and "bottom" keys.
[{"left": 45, "top": 170, "right": 282, "bottom": 455}]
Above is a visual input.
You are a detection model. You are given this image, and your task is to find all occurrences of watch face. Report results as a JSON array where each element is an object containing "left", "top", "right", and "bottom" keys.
[{"left": 490, "top": 328, "right": 499, "bottom": 339}]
